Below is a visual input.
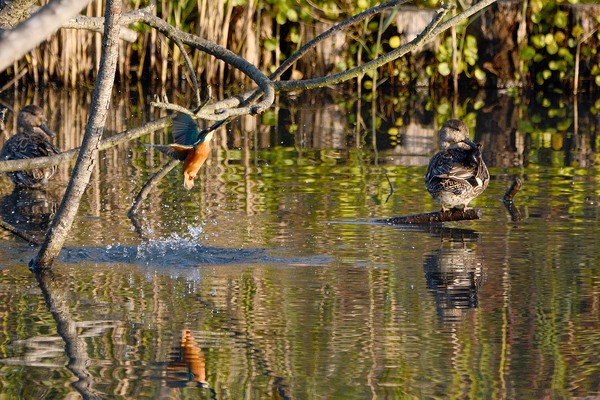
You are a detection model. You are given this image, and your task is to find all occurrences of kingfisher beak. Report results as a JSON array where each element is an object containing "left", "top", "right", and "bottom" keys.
[{"left": 184, "top": 175, "right": 194, "bottom": 190}]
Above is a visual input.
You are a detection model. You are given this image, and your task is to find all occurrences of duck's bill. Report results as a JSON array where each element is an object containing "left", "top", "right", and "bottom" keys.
[
  {"left": 464, "top": 137, "right": 478, "bottom": 149},
  {"left": 41, "top": 123, "right": 55, "bottom": 138}
]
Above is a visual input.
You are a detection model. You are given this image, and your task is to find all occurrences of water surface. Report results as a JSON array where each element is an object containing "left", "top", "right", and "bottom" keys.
[{"left": 0, "top": 88, "right": 598, "bottom": 399}]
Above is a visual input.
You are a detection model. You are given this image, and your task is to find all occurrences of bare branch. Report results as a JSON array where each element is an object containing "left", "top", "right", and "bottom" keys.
[
  {"left": 272, "top": 0, "right": 411, "bottom": 81},
  {"left": 62, "top": 13, "right": 138, "bottom": 42},
  {"left": 275, "top": 0, "right": 497, "bottom": 91},
  {"left": 0, "top": 0, "right": 37, "bottom": 29},
  {"left": 127, "top": 158, "right": 179, "bottom": 237},
  {"left": 0, "top": 0, "right": 94, "bottom": 73},
  {"left": 122, "top": 9, "right": 275, "bottom": 120},
  {"left": 0, "top": 116, "right": 171, "bottom": 173}
]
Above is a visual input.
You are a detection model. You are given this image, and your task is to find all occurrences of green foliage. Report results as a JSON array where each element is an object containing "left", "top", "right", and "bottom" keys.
[
  {"left": 526, "top": 0, "right": 599, "bottom": 90},
  {"left": 120, "top": 0, "right": 599, "bottom": 92}
]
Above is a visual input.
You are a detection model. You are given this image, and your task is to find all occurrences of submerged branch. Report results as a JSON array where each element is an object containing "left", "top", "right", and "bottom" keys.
[
  {"left": 502, "top": 177, "right": 522, "bottom": 203},
  {"left": 0, "top": 217, "right": 41, "bottom": 245},
  {"left": 503, "top": 177, "right": 523, "bottom": 221},
  {"left": 128, "top": 158, "right": 179, "bottom": 237},
  {"left": 376, "top": 208, "right": 483, "bottom": 224}
]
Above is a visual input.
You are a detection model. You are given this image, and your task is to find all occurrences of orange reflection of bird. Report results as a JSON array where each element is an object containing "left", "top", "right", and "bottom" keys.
[
  {"left": 147, "top": 112, "right": 214, "bottom": 190},
  {"left": 180, "top": 329, "right": 206, "bottom": 384}
]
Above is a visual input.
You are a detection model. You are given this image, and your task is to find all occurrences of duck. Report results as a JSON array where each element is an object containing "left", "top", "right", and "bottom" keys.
[
  {"left": 0, "top": 105, "right": 60, "bottom": 188},
  {"left": 425, "top": 119, "right": 490, "bottom": 211},
  {"left": 146, "top": 112, "right": 214, "bottom": 190}
]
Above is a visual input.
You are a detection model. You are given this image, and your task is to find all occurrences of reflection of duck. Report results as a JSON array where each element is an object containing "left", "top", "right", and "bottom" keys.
[
  {"left": 146, "top": 113, "right": 214, "bottom": 190},
  {"left": 0, "top": 187, "right": 59, "bottom": 238},
  {"left": 0, "top": 105, "right": 60, "bottom": 188},
  {"left": 423, "top": 228, "right": 486, "bottom": 322},
  {"left": 425, "top": 119, "right": 490, "bottom": 211}
]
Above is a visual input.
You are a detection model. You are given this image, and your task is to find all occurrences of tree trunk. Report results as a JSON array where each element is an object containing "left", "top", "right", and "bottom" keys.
[{"left": 29, "top": 0, "right": 122, "bottom": 270}]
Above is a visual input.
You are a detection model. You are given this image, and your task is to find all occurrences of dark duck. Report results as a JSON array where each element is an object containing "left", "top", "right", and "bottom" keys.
[
  {"left": 425, "top": 119, "right": 490, "bottom": 211},
  {"left": 0, "top": 105, "right": 59, "bottom": 188}
]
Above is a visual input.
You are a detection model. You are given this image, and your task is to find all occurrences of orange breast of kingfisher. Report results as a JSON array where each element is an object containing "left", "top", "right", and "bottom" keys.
[{"left": 182, "top": 142, "right": 210, "bottom": 189}]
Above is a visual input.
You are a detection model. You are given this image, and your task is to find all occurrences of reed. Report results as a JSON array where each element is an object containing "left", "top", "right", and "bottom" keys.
[{"left": 1, "top": 0, "right": 597, "bottom": 92}]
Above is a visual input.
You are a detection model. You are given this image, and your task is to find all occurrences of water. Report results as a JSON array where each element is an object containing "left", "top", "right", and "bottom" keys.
[{"left": 0, "top": 87, "right": 599, "bottom": 398}]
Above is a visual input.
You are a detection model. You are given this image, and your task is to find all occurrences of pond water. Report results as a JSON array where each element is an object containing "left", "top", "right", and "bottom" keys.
[{"left": 0, "top": 86, "right": 599, "bottom": 399}]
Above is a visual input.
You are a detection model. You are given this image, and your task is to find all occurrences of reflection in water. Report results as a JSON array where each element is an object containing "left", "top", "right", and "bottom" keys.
[
  {"left": 423, "top": 227, "right": 486, "bottom": 323},
  {"left": 34, "top": 270, "right": 104, "bottom": 400},
  {"left": 0, "top": 87, "right": 599, "bottom": 398},
  {"left": 0, "top": 187, "right": 59, "bottom": 238},
  {"left": 165, "top": 329, "right": 209, "bottom": 388}
]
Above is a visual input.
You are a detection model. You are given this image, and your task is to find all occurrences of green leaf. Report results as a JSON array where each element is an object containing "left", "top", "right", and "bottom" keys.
[
  {"left": 521, "top": 46, "right": 536, "bottom": 60},
  {"left": 264, "top": 38, "right": 277, "bottom": 51},
  {"left": 437, "top": 62, "right": 451, "bottom": 76},
  {"left": 286, "top": 8, "right": 298, "bottom": 22},
  {"left": 547, "top": 42, "right": 559, "bottom": 55},
  {"left": 262, "top": 110, "right": 277, "bottom": 126},
  {"left": 389, "top": 36, "right": 401, "bottom": 49},
  {"left": 474, "top": 68, "right": 486, "bottom": 80},
  {"left": 543, "top": 69, "right": 552, "bottom": 80},
  {"left": 276, "top": 12, "right": 286, "bottom": 25},
  {"left": 531, "top": 35, "right": 545, "bottom": 49},
  {"left": 554, "top": 10, "right": 568, "bottom": 29}
]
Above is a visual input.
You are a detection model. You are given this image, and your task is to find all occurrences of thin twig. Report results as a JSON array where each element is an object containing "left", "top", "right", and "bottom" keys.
[
  {"left": 502, "top": 177, "right": 522, "bottom": 203},
  {"left": 383, "top": 168, "right": 394, "bottom": 204},
  {"left": 0, "top": 217, "right": 41, "bottom": 245},
  {"left": 502, "top": 177, "right": 523, "bottom": 221},
  {"left": 128, "top": 158, "right": 179, "bottom": 218},
  {"left": 170, "top": 35, "right": 202, "bottom": 107},
  {"left": 271, "top": 0, "right": 410, "bottom": 81}
]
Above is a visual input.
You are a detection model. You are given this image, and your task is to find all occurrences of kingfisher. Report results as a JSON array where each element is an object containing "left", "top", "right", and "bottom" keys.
[
  {"left": 0, "top": 105, "right": 60, "bottom": 188},
  {"left": 147, "top": 112, "right": 214, "bottom": 190},
  {"left": 425, "top": 119, "right": 490, "bottom": 211}
]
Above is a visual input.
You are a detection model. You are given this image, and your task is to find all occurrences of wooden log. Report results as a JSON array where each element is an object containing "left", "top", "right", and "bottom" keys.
[{"left": 376, "top": 208, "right": 482, "bottom": 225}]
